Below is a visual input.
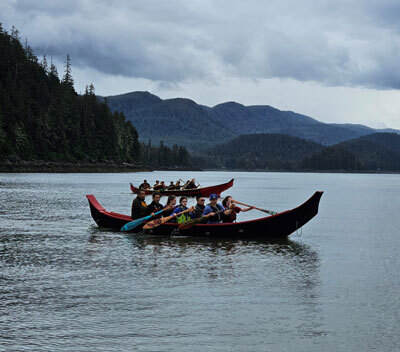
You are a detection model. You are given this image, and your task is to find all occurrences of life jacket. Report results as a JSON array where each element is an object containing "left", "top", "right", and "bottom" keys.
[
  {"left": 175, "top": 206, "right": 191, "bottom": 224},
  {"left": 206, "top": 203, "right": 224, "bottom": 222}
]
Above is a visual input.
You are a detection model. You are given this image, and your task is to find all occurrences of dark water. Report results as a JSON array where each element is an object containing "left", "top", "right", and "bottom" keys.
[{"left": 1, "top": 171, "right": 399, "bottom": 351}]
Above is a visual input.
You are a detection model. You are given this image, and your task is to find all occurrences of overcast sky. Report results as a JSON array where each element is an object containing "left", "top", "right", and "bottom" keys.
[{"left": 2, "top": 0, "right": 400, "bottom": 128}]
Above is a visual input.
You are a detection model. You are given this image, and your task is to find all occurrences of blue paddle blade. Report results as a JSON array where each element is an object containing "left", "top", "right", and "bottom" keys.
[
  {"left": 121, "top": 217, "right": 146, "bottom": 232},
  {"left": 121, "top": 209, "right": 165, "bottom": 232}
]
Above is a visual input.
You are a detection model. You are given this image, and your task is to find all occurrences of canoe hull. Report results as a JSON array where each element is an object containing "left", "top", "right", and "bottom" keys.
[
  {"left": 130, "top": 179, "right": 234, "bottom": 197},
  {"left": 86, "top": 191, "right": 323, "bottom": 239}
]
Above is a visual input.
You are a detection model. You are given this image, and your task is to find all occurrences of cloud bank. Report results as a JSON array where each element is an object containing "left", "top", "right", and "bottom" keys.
[{"left": 2, "top": 0, "right": 400, "bottom": 89}]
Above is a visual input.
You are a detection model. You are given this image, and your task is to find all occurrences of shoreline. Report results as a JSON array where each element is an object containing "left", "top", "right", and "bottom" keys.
[
  {"left": 0, "top": 160, "right": 151, "bottom": 173},
  {"left": 1, "top": 161, "right": 398, "bottom": 174},
  {"left": 0, "top": 160, "right": 202, "bottom": 173}
]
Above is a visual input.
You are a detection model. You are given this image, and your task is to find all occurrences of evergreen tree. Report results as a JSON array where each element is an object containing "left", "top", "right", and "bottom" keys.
[
  {"left": 49, "top": 61, "right": 58, "bottom": 78},
  {"left": 62, "top": 53, "right": 73, "bottom": 87},
  {"left": 41, "top": 55, "right": 48, "bottom": 73}
]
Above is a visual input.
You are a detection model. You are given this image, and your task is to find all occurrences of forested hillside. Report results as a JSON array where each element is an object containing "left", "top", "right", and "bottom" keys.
[
  {"left": 193, "top": 132, "right": 400, "bottom": 171},
  {"left": 0, "top": 25, "right": 140, "bottom": 162},
  {"left": 207, "top": 103, "right": 364, "bottom": 145},
  {"left": 105, "top": 91, "right": 399, "bottom": 150},
  {"left": 194, "top": 134, "right": 323, "bottom": 170},
  {"left": 105, "top": 93, "right": 236, "bottom": 150},
  {"left": 297, "top": 133, "right": 400, "bottom": 171},
  {"left": 0, "top": 25, "right": 193, "bottom": 169}
]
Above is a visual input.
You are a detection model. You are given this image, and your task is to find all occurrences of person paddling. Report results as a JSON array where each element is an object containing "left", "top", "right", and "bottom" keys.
[
  {"left": 153, "top": 180, "right": 162, "bottom": 190},
  {"left": 146, "top": 192, "right": 164, "bottom": 217},
  {"left": 221, "top": 195, "right": 254, "bottom": 223},
  {"left": 170, "top": 196, "right": 194, "bottom": 223},
  {"left": 182, "top": 178, "right": 197, "bottom": 189},
  {"left": 139, "top": 179, "right": 151, "bottom": 190},
  {"left": 162, "top": 195, "right": 177, "bottom": 217},
  {"left": 201, "top": 194, "right": 227, "bottom": 224},
  {"left": 131, "top": 189, "right": 148, "bottom": 220},
  {"left": 194, "top": 195, "right": 206, "bottom": 218}
]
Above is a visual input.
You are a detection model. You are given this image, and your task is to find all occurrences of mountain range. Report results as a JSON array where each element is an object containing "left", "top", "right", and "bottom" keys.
[{"left": 104, "top": 91, "right": 399, "bottom": 150}]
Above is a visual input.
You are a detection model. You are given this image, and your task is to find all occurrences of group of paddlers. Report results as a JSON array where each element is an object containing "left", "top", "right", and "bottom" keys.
[
  {"left": 131, "top": 189, "right": 255, "bottom": 225},
  {"left": 138, "top": 178, "right": 198, "bottom": 191}
]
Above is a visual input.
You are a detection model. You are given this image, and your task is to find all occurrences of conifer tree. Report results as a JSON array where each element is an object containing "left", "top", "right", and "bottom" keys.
[
  {"left": 62, "top": 53, "right": 73, "bottom": 86},
  {"left": 88, "top": 83, "right": 95, "bottom": 95},
  {"left": 49, "top": 60, "right": 58, "bottom": 78},
  {"left": 10, "top": 26, "right": 20, "bottom": 40},
  {"left": 41, "top": 55, "right": 48, "bottom": 73}
]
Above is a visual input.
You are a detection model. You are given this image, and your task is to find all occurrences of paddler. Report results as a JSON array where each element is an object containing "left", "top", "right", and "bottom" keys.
[
  {"left": 202, "top": 193, "right": 232, "bottom": 224},
  {"left": 183, "top": 178, "right": 197, "bottom": 189},
  {"left": 131, "top": 189, "right": 148, "bottom": 220},
  {"left": 170, "top": 196, "right": 194, "bottom": 223},
  {"left": 221, "top": 195, "right": 254, "bottom": 223},
  {"left": 146, "top": 192, "right": 164, "bottom": 216}
]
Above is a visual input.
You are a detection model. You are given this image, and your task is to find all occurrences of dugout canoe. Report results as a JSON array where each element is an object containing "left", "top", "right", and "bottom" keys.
[
  {"left": 130, "top": 179, "right": 234, "bottom": 197},
  {"left": 86, "top": 191, "right": 323, "bottom": 239}
]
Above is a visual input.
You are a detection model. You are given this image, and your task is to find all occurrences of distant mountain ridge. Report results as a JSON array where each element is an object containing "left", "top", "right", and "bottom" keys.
[
  {"left": 103, "top": 91, "right": 399, "bottom": 150},
  {"left": 199, "top": 132, "right": 400, "bottom": 171}
]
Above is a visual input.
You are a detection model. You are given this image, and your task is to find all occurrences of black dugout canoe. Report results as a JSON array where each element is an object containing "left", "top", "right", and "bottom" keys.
[{"left": 86, "top": 191, "right": 323, "bottom": 239}]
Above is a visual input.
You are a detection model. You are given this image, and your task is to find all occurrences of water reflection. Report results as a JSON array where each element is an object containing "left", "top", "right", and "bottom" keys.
[
  {"left": 1, "top": 173, "right": 334, "bottom": 351},
  {"left": 87, "top": 231, "right": 320, "bottom": 298}
]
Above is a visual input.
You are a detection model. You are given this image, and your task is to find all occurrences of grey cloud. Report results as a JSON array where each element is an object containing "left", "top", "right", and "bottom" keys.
[{"left": 2, "top": 0, "right": 400, "bottom": 89}]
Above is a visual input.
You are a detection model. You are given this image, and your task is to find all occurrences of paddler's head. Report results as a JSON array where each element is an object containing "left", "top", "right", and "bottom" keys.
[
  {"left": 137, "top": 189, "right": 146, "bottom": 200},
  {"left": 209, "top": 193, "right": 218, "bottom": 206}
]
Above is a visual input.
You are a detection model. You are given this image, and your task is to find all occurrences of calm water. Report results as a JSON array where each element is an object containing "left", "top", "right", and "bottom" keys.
[{"left": 1, "top": 171, "right": 400, "bottom": 351}]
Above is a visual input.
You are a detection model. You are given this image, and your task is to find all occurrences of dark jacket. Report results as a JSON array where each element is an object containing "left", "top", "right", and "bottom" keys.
[
  {"left": 131, "top": 197, "right": 148, "bottom": 220},
  {"left": 194, "top": 204, "right": 205, "bottom": 218},
  {"left": 146, "top": 201, "right": 164, "bottom": 216}
]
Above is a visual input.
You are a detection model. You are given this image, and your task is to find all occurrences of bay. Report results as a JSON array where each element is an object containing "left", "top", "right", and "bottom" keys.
[{"left": 1, "top": 171, "right": 400, "bottom": 351}]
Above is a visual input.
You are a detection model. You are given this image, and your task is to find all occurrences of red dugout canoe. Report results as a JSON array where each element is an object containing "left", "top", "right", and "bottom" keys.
[
  {"left": 86, "top": 191, "right": 323, "bottom": 239},
  {"left": 130, "top": 179, "right": 234, "bottom": 197}
]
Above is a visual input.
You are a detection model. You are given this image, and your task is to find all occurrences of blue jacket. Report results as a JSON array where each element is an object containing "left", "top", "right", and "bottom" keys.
[
  {"left": 170, "top": 205, "right": 194, "bottom": 223},
  {"left": 202, "top": 203, "right": 224, "bottom": 224}
]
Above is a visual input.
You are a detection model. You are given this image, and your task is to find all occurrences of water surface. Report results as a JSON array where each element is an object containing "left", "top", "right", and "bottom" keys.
[{"left": 1, "top": 171, "right": 399, "bottom": 351}]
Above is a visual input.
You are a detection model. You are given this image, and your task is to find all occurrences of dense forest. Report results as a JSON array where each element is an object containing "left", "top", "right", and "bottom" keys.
[
  {"left": 0, "top": 25, "right": 192, "bottom": 169},
  {"left": 193, "top": 133, "right": 400, "bottom": 171},
  {"left": 140, "top": 140, "right": 192, "bottom": 169},
  {"left": 194, "top": 134, "right": 323, "bottom": 170}
]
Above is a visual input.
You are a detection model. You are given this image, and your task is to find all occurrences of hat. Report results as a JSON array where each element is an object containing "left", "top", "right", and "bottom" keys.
[{"left": 209, "top": 193, "right": 218, "bottom": 200}]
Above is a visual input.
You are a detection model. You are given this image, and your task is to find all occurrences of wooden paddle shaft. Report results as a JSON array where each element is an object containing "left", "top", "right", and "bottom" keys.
[
  {"left": 143, "top": 207, "right": 193, "bottom": 229},
  {"left": 161, "top": 207, "right": 192, "bottom": 224},
  {"left": 232, "top": 199, "right": 276, "bottom": 215}
]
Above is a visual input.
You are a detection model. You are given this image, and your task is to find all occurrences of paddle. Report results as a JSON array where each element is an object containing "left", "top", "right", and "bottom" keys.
[
  {"left": 178, "top": 209, "right": 221, "bottom": 230},
  {"left": 178, "top": 216, "right": 209, "bottom": 230},
  {"left": 232, "top": 199, "right": 277, "bottom": 215},
  {"left": 142, "top": 207, "right": 193, "bottom": 230},
  {"left": 121, "top": 208, "right": 166, "bottom": 232}
]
